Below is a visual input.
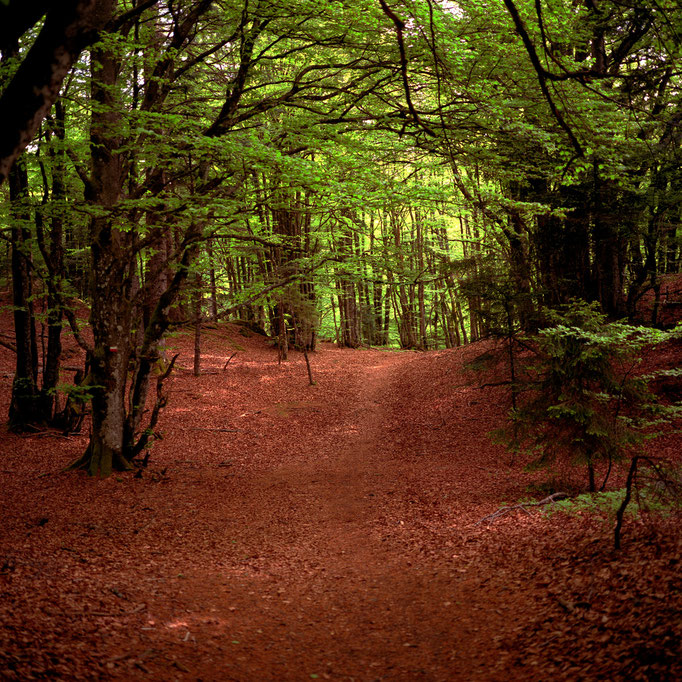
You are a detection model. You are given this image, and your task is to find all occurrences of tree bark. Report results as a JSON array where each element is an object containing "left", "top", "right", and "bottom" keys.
[
  {"left": 36, "top": 100, "right": 68, "bottom": 421},
  {"left": 77, "top": 39, "right": 133, "bottom": 475},
  {"left": 193, "top": 273, "right": 203, "bottom": 377},
  {"left": 8, "top": 160, "right": 40, "bottom": 430},
  {"left": 0, "top": 0, "right": 115, "bottom": 184}
]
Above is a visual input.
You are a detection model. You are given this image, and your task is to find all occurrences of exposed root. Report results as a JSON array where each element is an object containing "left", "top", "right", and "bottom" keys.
[{"left": 64, "top": 444, "right": 133, "bottom": 477}]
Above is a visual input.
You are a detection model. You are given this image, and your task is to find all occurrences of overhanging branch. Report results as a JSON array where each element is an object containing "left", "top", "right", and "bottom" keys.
[
  {"left": 502, "top": 0, "right": 584, "bottom": 156},
  {"left": 377, "top": 0, "right": 436, "bottom": 138}
]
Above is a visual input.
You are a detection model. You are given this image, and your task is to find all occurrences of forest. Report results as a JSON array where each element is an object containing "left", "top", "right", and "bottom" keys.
[{"left": 1, "top": 0, "right": 681, "bottom": 679}]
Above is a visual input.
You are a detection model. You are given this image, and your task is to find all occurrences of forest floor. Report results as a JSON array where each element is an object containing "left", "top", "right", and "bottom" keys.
[{"left": 0, "top": 314, "right": 680, "bottom": 681}]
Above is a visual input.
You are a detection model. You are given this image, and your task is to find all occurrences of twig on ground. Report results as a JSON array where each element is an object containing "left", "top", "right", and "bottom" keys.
[
  {"left": 177, "top": 366, "right": 219, "bottom": 374},
  {"left": 21, "top": 430, "right": 81, "bottom": 440},
  {"left": 476, "top": 492, "right": 569, "bottom": 526},
  {"left": 223, "top": 352, "right": 237, "bottom": 370},
  {"left": 0, "top": 337, "right": 16, "bottom": 353},
  {"left": 477, "top": 380, "right": 513, "bottom": 389}
]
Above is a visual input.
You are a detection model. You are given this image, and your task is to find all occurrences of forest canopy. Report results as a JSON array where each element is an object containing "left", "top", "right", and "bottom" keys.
[{"left": 1, "top": 0, "right": 681, "bottom": 475}]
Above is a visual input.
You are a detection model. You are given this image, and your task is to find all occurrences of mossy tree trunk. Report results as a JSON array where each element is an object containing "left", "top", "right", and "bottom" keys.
[{"left": 70, "top": 40, "right": 134, "bottom": 475}]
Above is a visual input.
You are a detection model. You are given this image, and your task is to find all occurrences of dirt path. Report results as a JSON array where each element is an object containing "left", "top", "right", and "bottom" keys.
[
  {"left": 1, "top": 340, "right": 509, "bottom": 682},
  {"left": 138, "top": 352, "right": 505, "bottom": 681},
  {"left": 1, "top": 329, "right": 680, "bottom": 681}
]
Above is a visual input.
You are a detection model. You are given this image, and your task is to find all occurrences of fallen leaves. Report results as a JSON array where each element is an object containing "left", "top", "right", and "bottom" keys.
[{"left": 0, "top": 320, "right": 679, "bottom": 680}]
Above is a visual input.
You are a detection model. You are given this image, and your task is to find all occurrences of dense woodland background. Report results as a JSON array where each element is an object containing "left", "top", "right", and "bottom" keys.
[
  {"left": 1, "top": 2, "right": 681, "bottom": 678},
  {"left": 1, "top": 0, "right": 681, "bottom": 475}
]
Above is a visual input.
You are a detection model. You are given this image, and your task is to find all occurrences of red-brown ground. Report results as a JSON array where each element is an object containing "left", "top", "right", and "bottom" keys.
[{"left": 0, "top": 315, "right": 680, "bottom": 681}]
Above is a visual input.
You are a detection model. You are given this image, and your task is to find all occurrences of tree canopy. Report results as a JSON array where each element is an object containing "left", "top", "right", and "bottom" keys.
[{"left": 1, "top": 0, "right": 681, "bottom": 474}]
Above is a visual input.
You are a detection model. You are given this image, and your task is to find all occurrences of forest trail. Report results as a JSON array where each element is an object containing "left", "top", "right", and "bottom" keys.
[
  {"left": 148, "top": 351, "right": 509, "bottom": 681},
  {"left": 1, "top": 326, "right": 680, "bottom": 681}
]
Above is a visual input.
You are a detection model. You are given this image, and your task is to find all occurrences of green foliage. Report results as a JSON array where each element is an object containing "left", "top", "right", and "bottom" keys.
[
  {"left": 542, "top": 490, "right": 633, "bottom": 518},
  {"left": 499, "top": 300, "right": 681, "bottom": 490},
  {"left": 56, "top": 381, "right": 101, "bottom": 403},
  {"left": 3, "top": 0, "right": 682, "bottom": 471},
  {"left": 541, "top": 465, "right": 682, "bottom": 519}
]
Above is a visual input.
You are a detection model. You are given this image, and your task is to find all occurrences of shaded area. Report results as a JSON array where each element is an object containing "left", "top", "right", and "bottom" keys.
[{"left": 0, "top": 323, "right": 680, "bottom": 680}]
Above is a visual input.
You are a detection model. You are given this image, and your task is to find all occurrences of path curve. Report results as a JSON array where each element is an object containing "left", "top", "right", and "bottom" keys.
[{"left": 138, "top": 350, "right": 508, "bottom": 681}]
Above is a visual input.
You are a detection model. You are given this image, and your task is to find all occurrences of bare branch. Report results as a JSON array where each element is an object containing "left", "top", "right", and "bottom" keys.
[{"left": 477, "top": 492, "right": 570, "bottom": 525}]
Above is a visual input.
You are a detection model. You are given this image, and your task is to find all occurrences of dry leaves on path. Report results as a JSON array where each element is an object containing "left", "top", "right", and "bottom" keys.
[{"left": 0, "top": 324, "right": 680, "bottom": 681}]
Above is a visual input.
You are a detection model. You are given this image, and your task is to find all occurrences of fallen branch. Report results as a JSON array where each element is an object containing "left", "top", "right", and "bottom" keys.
[
  {"left": 176, "top": 366, "right": 222, "bottom": 374},
  {"left": 223, "top": 352, "right": 237, "bottom": 370},
  {"left": 20, "top": 430, "right": 82, "bottom": 440},
  {"left": 0, "top": 337, "right": 16, "bottom": 353},
  {"left": 477, "top": 380, "right": 513, "bottom": 389},
  {"left": 476, "top": 492, "right": 569, "bottom": 525}
]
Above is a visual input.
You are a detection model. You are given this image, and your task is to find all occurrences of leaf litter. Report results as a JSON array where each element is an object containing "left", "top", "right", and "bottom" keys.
[{"left": 0, "top": 313, "right": 679, "bottom": 681}]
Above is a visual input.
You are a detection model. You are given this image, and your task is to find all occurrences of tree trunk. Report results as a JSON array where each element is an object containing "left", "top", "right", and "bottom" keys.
[
  {"left": 193, "top": 273, "right": 202, "bottom": 377},
  {"left": 83, "top": 335, "right": 133, "bottom": 476},
  {"left": 9, "top": 159, "right": 40, "bottom": 430},
  {"left": 36, "top": 99, "right": 68, "bottom": 421},
  {"left": 207, "top": 238, "right": 218, "bottom": 321},
  {"left": 592, "top": 171, "right": 626, "bottom": 316},
  {"left": 382, "top": 284, "right": 391, "bottom": 345},
  {"left": 74, "top": 41, "right": 133, "bottom": 474},
  {"left": 504, "top": 213, "right": 534, "bottom": 331}
]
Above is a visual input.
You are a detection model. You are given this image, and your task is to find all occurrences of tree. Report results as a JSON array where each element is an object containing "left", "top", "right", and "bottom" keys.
[
  {"left": 371, "top": 0, "right": 682, "bottom": 328},
  {"left": 63, "top": 0, "right": 411, "bottom": 475},
  {"left": 499, "top": 301, "right": 680, "bottom": 492},
  {"left": 3, "top": 0, "right": 681, "bottom": 475},
  {"left": 0, "top": 0, "right": 118, "bottom": 183}
]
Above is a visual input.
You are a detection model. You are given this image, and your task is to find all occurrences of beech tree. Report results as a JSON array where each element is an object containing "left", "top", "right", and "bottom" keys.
[
  {"left": 58, "top": 0, "right": 405, "bottom": 474},
  {"left": 1, "top": 0, "right": 121, "bottom": 430},
  {"left": 2, "top": 0, "right": 680, "bottom": 475},
  {"left": 0, "top": 0, "right": 118, "bottom": 183},
  {"left": 421, "top": 0, "right": 682, "bottom": 325}
]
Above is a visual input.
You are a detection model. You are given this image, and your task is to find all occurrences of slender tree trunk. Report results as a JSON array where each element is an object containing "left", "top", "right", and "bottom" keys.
[
  {"left": 592, "top": 170, "right": 626, "bottom": 316},
  {"left": 278, "top": 300, "right": 288, "bottom": 361},
  {"left": 193, "top": 273, "right": 202, "bottom": 377},
  {"left": 414, "top": 209, "right": 428, "bottom": 349},
  {"left": 207, "top": 238, "right": 218, "bottom": 322},
  {"left": 36, "top": 99, "right": 67, "bottom": 421},
  {"left": 455, "top": 298, "right": 468, "bottom": 345},
  {"left": 382, "top": 284, "right": 391, "bottom": 345},
  {"left": 8, "top": 160, "right": 40, "bottom": 430},
  {"left": 614, "top": 456, "right": 639, "bottom": 550},
  {"left": 331, "top": 288, "right": 340, "bottom": 344}
]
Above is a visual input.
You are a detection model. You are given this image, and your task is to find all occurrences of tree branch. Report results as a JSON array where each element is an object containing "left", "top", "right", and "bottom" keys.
[
  {"left": 502, "top": 0, "right": 583, "bottom": 156},
  {"left": 0, "top": 0, "right": 115, "bottom": 184},
  {"left": 377, "top": 0, "right": 436, "bottom": 137},
  {"left": 477, "top": 492, "right": 570, "bottom": 525}
]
